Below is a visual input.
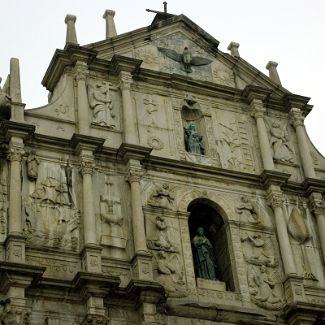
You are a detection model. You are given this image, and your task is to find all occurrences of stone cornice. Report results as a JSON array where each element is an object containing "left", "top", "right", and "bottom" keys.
[
  {"left": 0, "top": 261, "right": 45, "bottom": 293},
  {"left": 284, "top": 93, "right": 312, "bottom": 116},
  {"left": 260, "top": 169, "right": 291, "bottom": 188},
  {"left": 70, "top": 133, "right": 105, "bottom": 154},
  {"left": 242, "top": 85, "right": 272, "bottom": 103},
  {"left": 117, "top": 143, "right": 152, "bottom": 163},
  {"left": 0, "top": 120, "right": 35, "bottom": 141},
  {"left": 302, "top": 177, "right": 325, "bottom": 196},
  {"left": 110, "top": 55, "right": 143, "bottom": 75},
  {"left": 42, "top": 44, "right": 98, "bottom": 92}
]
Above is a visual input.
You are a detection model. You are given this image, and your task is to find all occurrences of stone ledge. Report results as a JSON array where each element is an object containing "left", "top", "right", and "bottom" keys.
[{"left": 196, "top": 278, "right": 226, "bottom": 291}]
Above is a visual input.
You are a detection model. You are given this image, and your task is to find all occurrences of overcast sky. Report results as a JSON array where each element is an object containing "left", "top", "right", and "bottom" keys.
[{"left": 1, "top": 0, "right": 324, "bottom": 154}]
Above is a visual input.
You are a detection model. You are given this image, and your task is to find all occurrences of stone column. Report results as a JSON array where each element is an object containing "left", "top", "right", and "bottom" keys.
[
  {"left": 251, "top": 99, "right": 275, "bottom": 170},
  {"left": 80, "top": 154, "right": 96, "bottom": 245},
  {"left": 80, "top": 152, "right": 102, "bottom": 273},
  {"left": 309, "top": 192, "right": 325, "bottom": 262},
  {"left": 74, "top": 61, "right": 90, "bottom": 135},
  {"left": 119, "top": 71, "right": 138, "bottom": 144},
  {"left": 6, "top": 136, "right": 25, "bottom": 262},
  {"left": 266, "top": 61, "right": 281, "bottom": 85},
  {"left": 127, "top": 162, "right": 147, "bottom": 254},
  {"left": 65, "top": 14, "right": 78, "bottom": 45},
  {"left": 290, "top": 108, "right": 316, "bottom": 178},
  {"left": 103, "top": 10, "right": 117, "bottom": 38},
  {"left": 268, "top": 186, "right": 296, "bottom": 276}
]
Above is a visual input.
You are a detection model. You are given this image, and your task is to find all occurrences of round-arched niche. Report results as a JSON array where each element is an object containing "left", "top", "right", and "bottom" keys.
[{"left": 188, "top": 198, "right": 235, "bottom": 291}]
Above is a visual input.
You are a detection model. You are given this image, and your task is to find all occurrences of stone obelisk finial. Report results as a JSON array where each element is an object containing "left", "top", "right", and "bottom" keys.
[
  {"left": 266, "top": 61, "right": 281, "bottom": 85},
  {"left": 227, "top": 42, "right": 240, "bottom": 58},
  {"left": 64, "top": 14, "right": 78, "bottom": 45},
  {"left": 103, "top": 10, "right": 117, "bottom": 39}
]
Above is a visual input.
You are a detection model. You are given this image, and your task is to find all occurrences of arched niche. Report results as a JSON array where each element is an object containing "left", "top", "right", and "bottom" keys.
[{"left": 188, "top": 198, "right": 235, "bottom": 291}]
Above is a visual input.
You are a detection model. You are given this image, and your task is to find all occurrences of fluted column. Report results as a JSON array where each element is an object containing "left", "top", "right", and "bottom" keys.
[
  {"left": 127, "top": 162, "right": 147, "bottom": 254},
  {"left": 251, "top": 99, "right": 275, "bottom": 170},
  {"left": 119, "top": 71, "right": 138, "bottom": 144},
  {"left": 309, "top": 192, "right": 325, "bottom": 262},
  {"left": 290, "top": 108, "right": 316, "bottom": 178},
  {"left": 268, "top": 187, "right": 296, "bottom": 276},
  {"left": 80, "top": 154, "right": 96, "bottom": 246},
  {"left": 74, "top": 61, "right": 90, "bottom": 135}
]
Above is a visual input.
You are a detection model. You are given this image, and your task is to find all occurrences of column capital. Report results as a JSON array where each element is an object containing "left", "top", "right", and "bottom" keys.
[
  {"left": 80, "top": 155, "right": 95, "bottom": 176},
  {"left": 7, "top": 142, "right": 24, "bottom": 162},
  {"left": 308, "top": 192, "right": 325, "bottom": 215},
  {"left": 126, "top": 166, "right": 144, "bottom": 183},
  {"left": 73, "top": 61, "right": 89, "bottom": 82},
  {"left": 266, "top": 188, "right": 284, "bottom": 209},
  {"left": 290, "top": 107, "right": 305, "bottom": 128},
  {"left": 119, "top": 70, "right": 133, "bottom": 90},
  {"left": 251, "top": 103, "right": 266, "bottom": 119}
]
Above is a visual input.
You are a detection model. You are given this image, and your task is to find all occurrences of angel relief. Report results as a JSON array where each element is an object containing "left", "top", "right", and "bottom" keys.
[{"left": 158, "top": 46, "right": 212, "bottom": 73}]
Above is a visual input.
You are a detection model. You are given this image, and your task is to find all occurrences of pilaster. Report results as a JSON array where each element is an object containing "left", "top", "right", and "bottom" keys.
[
  {"left": 289, "top": 107, "right": 315, "bottom": 178},
  {"left": 71, "top": 134, "right": 105, "bottom": 273},
  {"left": 243, "top": 85, "right": 274, "bottom": 171}
]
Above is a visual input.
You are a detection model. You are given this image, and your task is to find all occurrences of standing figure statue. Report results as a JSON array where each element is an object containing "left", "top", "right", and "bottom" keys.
[
  {"left": 184, "top": 123, "right": 205, "bottom": 155},
  {"left": 192, "top": 227, "right": 219, "bottom": 280},
  {"left": 88, "top": 81, "right": 115, "bottom": 127},
  {"left": 269, "top": 122, "right": 293, "bottom": 164}
]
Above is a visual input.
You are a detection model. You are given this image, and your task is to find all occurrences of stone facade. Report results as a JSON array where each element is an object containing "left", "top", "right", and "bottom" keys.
[{"left": 0, "top": 9, "right": 325, "bottom": 325}]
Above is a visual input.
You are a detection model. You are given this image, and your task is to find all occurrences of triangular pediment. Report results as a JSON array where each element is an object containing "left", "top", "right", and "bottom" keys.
[{"left": 86, "top": 14, "right": 289, "bottom": 98}]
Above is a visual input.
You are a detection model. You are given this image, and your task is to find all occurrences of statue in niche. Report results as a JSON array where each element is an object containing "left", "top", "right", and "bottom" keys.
[
  {"left": 147, "top": 216, "right": 177, "bottom": 252},
  {"left": 248, "top": 265, "right": 284, "bottom": 310},
  {"left": 184, "top": 123, "right": 205, "bottom": 155},
  {"left": 148, "top": 183, "right": 174, "bottom": 209},
  {"left": 26, "top": 150, "right": 39, "bottom": 180},
  {"left": 158, "top": 46, "right": 212, "bottom": 73},
  {"left": 154, "top": 250, "right": 187, "bottom": 297},
  {"left": 241, "top": 234, "right": 277, "bottom": 267},
  {"left": 192, "top": 227, "right": 219, "bottom": 280},
  {"left": 269, "top": 122, "right": 294, "bottom": 164},
  {"left": 88, "top": 81, "right": 115, "bottom": 127},
  {"left": 100, "top": 177, "right": 126, "bottom": 248},
  {"left": 236, "top": 196, "right": 268, "bottom": 224}
]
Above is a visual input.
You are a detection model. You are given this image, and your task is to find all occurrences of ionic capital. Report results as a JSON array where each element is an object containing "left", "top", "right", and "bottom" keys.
[
  {"left": 80, "top": 156, "right": 95, "bottom": 175},
  {"left": 290, "top": 107, "right": 305, "bottom": 128},
  {"left": 74, "top": 61, "right": 89, "bottom": 82}
]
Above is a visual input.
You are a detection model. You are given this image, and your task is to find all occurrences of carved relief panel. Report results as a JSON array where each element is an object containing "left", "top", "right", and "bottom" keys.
[
  {"left": 23, "top": 160, "right": 80, "bottom": 251},
  {"left": 214, "top": 109, "right": 257, "bottom": 172}
]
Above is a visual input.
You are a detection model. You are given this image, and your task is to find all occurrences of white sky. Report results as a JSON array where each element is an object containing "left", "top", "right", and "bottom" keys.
[{"left": 1, "top": 0, "right": 324, "bottom": 155}]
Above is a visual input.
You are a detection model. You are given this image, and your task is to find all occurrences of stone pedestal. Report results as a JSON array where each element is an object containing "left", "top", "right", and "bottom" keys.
[
  {"left": 131, "top": 252, "right": 154, "bottom": 281},
  {"left": 82, "top": 245, "right": 103, "bottom": 273}
]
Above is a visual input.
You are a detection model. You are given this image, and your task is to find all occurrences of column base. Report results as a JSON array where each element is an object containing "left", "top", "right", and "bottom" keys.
[
  {"left": 131, "top": 251, "right": 153, "bottom": 281},
  {"left": 81, "top": 244, "right": 103, "bottom": 273}
]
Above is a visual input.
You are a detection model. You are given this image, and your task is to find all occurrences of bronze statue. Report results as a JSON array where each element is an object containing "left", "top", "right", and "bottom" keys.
[
  {"left": 184, "top": 123, "right": 205, "bottom": 155},
  {"left": 158, "top": 46, "right": 212, "bottom": 73},
  {"left": 192, "top": 227, "right": 219, "bottom": 280}
]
